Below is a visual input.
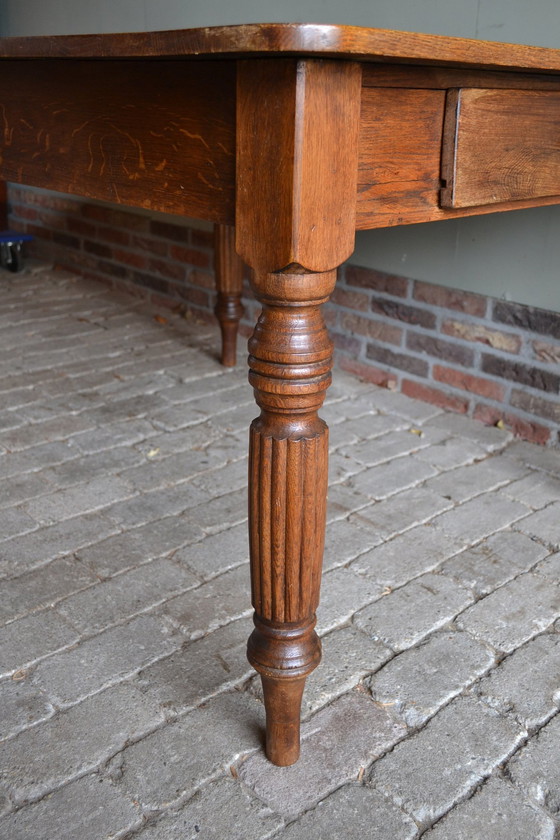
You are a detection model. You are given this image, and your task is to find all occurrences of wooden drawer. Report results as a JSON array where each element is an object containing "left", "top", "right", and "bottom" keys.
[{"left": 441, "top": 88, "right": 560, "bottom": 208}]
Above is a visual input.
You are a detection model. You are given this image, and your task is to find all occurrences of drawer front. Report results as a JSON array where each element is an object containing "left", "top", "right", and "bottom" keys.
[{"left": 441, "top": 88, "right": 560, "bottom": 208}]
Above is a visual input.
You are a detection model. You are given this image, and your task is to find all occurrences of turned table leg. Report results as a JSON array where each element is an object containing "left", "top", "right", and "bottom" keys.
[
  {"left": 246, "top": 269, "right": 336, "bottom": 765},
  {"left": 235, "top": 57, "right": 362, "bottom": 764},
  {"left": 214, "top": 223, "right": 244, "bottom": 367}
]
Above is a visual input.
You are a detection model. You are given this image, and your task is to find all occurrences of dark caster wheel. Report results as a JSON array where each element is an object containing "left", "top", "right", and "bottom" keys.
[{"left": 7, "top": 243, "right": 22, "bottom": 272}]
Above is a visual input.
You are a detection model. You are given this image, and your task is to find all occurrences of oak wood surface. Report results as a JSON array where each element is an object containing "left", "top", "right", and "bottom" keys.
[
  {"left": 0, "top": 59, "right": 235, "bottom": 223},
  {"left": 3, "top": 23, "right": 560, "bottom": 76},
  {"left": 213, "top": 224, "right": 244, "bottom": 367},
  {"left": 238, "top": 58, "right": 361, "bottom": 765},
  {"left": 441, "top": 88, "right": 560, "bottom": 208}
]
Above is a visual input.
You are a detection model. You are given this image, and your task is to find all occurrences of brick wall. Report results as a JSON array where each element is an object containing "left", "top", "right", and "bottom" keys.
[{"left": 7, "top": 184, "right": 560, "bottom": 446}]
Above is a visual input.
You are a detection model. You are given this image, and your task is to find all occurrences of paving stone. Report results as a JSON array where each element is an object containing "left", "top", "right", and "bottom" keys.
[
  {"left": 367, "top": 629, "right": 496, "bottom": 727},
  {"left": 369, "top": 696, "right": 524, "bottom": 827},
  {"left": 327, "top": 450, "right": 365, "bottom": 484},
  {"left": 474, "top": 633, "right": 560, "bottom": 730},
  {"left": 22, "top": 475, "right": 135, "bottom": 525},
  {"left": 107, "top": 692, "right": 262, "bottom": 811},
  {"left": 0, "top": 512, "right": 120, "bottom": 580},
  {"left": 425, "top": 455, "right": 529, "bottom": 503},
  {"left": 0, "top": 773, "right": 143, "bottom": 840},
  {"left": 31, "top": 615, "right": 179, "bottom": 707},
  {"left": 0, "top": 556, "right": 97, "bottom": 625},
  {"left": 334, "top": 415, "right": 412, "bottom": 450},
  {"left": 350, "top": 523, "right": 463, "bottom": 587},
  {"left": 129, "top": 776, "right": 283, "bottom": 840},
  {"left": 316, "top": 568, "right": 387, "bottom": 635},
  {"left": 354, "top": 573, "right": 474, "bottom": 652},
  {"left": 507, "top": 713, "right": 560, "bottom": 815},
  {"left": 0, "top": 684, "right": 164, "bottom": 805},
  {"left": 414, "top": 435, "right": 490, "bottom": 470},
  {"left": 174, "top": 521, "right": 249, "bottom": 580},
  {"left": 75, "top": 516, "right": 204, "bottom": 577},
  {"left": 70, "top": 418, "right": 157, "bottom": 454},
  {"left": 103, "top": 483, "right": 208, "bottom": 529},
  {"left": 0, "top": 472, "right": 53, "bottom": 509},
  {"left": 0, "top": 506, "right": 38, "bottom": 541},
  {"left": 0, "top": 611, "right": 79, "bottom": 678},
  {"left": 457, "top": 573, "right": 560, "bottom": 652},
  {"left": 422, "top": 775, "right": 556, "bottom": 840},
  {"left": 238, "top": 692, "right": 406, "bottom": 818},
  {"left": 505, "top": 441, "right": 560, "bottom": 477},
  {"left": 352, "top": 487, "right": 454, "bottom": 541},
  {"left": 1, "top": 414, "right": 95, "bottom": 452},
  {"left": 361, "top": 388, "right": 444, "bottom": 423},
  {"left": 535, "top": 551, "right": 560, "bottom": 581},
  {"left": 159, "top": 564, "right": 251, "bottom": 640},
  {"left": 500, "top": 470, "right": 560, "bottom": 509},
  {"left": 439, "top": 530, "right": 550, "bottom": 597},
  {"left": 56, "top": 557, "right": 198, "bottom": 634},
  {"left": 119, "top": 447, "right": 225, "bottom": 493},
  {"left": 321, "top": 515, "right": 382, "bottom": 572},
  {"left": 0, "top": 677, "right": 55, "bottom": 740},
  {"left": 185, "top": 488, "right": 248, "bottom": 535},
  {"left": 190, "top": 456, "right": 249, "bottom": 498},
  {"left": 425, "top": 412, "right": 513, "bottom": 449},
  {"left": 133, "top": 616, "right": 253, "bottom": 717},
  {"left": 0, "top": 440, "right": 77, "bottom": 480},
  {"left": 278, "top": 782, "right": 418, "bottom": 840},
  {"left": 342, "top": 455, "right": 437, "bottom": 504},
  {"left": 514, "top": 503, "right": 560, "bottom": 550},
  {"left": 339, "top": 428, "right": 432, "bottom": 466},
  {"left": 326, "top": 482, "right": 373, "bottom": 520},
  {"left": 433, "top": 493, "right": 530, "bottom": 545}
]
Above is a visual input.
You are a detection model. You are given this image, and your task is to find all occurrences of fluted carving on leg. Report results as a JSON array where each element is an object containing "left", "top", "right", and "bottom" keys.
[
  {"left": 246, "top": 268, "right": 335, "bottom": 765},
  {"left": 213, "top": 224, "right": 244, "bottom": 367}
]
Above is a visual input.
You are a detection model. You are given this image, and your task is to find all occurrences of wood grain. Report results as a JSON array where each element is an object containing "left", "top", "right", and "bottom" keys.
[
  {"left": 236, "top": 58, "right": 362, "bottom": 274},
  {"left": 441, "top": 88, "right": 560, "bottom": 208},
  {"left": 0, "top": 59, "right": 236, "bottom": 223},
  {"left": 3, "top": 23, "right": 560, "bottom": 76},
  {"left": 213, "top": 224, "right": 244, "bottom": 366}
]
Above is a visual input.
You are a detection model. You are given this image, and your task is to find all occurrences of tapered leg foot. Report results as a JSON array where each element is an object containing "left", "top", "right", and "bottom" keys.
[{"left": 214, "top": 224, "right": 244, "bottom": 367}]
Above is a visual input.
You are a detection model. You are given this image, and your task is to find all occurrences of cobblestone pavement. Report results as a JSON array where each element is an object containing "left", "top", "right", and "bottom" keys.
[{"left": 0, "top": 265, "right": 559, "bottom": 840}]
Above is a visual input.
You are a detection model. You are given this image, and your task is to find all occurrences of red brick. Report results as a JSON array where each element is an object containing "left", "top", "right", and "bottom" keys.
[
  {"left": 407, "top": 332, "right": 474, "bottom": 367},
  {"left": 97, "top": 226, "right": 131, "bottom": 246},
  {"left": 191, "top": 228, "right": 214, "bottom": 248},
  {"left": 510, "top": 389, "right": 560, "bottom": 423},
  {"left": 148, "top": 258, "right": 185, "bottom": 282},
  {"left": 12, "top": 204, "right": 39, "bottom": 222},
  {"left": 67, "top": 218, "right": 97, "bottom": 238},
  {"left": 366, "top": 343, "right": 428, "bottom": 377},
  {"left": 84, "top": 240, "right": 112, "bottom": 259},
  {"left": 113, "top": 249, "right": 148, "bottom": 270},
  {"left": 188, "top": 268, "right": 215, "bottom": 290},
  {"left": 473, "top": 403, "right": 551, "bottom": 445},
  {"left": 481, "top": 354, "right": 559, "bottom": 394},
  {"left": 167, "top": 282, "right": 210, "bottom": 309},
  {"left": 330, "top": 287, "right": 370, "bottom": 311},
  {"left": 345, "top": 265, "right": 409, "bottom": 297},
  {"left": 371, "top": 298, "right": 436, "bottom": 328},
  {"left": 331, "top": 332, "right": 362, "bottom": 356},
  {"left": 150, "top": 219, "right": 189, "bottom": 242},
  {"left": 53, "top": 232, "right": 81, "bottom": 250},
  {"left": 493, "top": 299, "right": 560, "bottom": 340},
  {"left": 338, "top": 357, "right": 398, "bottom": 389},
  {"left": 433, "top": 365, "right": 505, "bottom": 400},
  {"left": 442, "top": 319, "right": 521, "bottom": 354},
  {"left": 401, "top": 380, "right": 469, "bottom": 414},
  {"left": 130, "top": 234, "right": 167, "bottom": 256},
  {"left": 532, "top": 340, "right": 560, "bottom": 365},
  {"left": 414, "top": 281, "right": 486, "bottom": 317},
  {"left": 82, "top": 204, "right": 149, "bottom": 232},
  {"left": 341, "top": 313, "right": 402, "bottom": 345},
  {"left": 169, "top": 244, "right": 211, "bottom": 268}
]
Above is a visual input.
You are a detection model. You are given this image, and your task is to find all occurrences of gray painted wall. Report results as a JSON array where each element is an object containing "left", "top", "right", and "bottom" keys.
[{"left": 1, "top": 0, "right": 559, "bottom": 311}]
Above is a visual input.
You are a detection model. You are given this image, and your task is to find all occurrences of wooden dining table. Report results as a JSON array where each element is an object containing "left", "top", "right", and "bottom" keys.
[{"left": 1, "top": 22, "right": 560, "bottom": 766}]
